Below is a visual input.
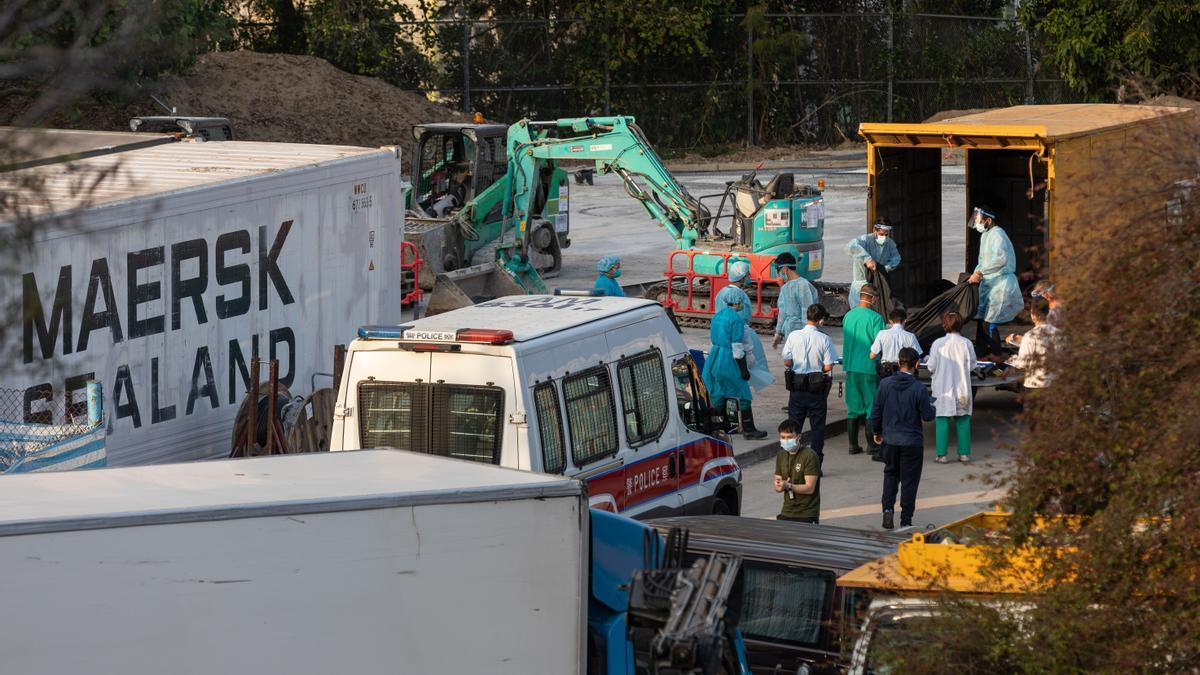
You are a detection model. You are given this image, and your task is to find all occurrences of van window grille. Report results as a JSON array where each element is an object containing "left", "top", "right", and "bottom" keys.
[
  {"left": 617, "top": 349, "right": 668, "bottom": 446},
  {"left": 358, "top": 381, "right": 503, "bottom": 465},
  {"left": 534, "top": 382, "right": 566, "bottom": 474},
  {"left": 432, "top": 385, "right": 503, "bottom": 464},
  {"left": 562, "top": 366, "right": 619, "bottom": 467},
  {"left": 357, "top": 382, "right": 426, "bottom": 451}
]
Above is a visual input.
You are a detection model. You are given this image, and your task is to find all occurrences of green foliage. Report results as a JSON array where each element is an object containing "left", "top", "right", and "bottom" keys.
[
  {"left": 577, "top": 0, "right": 724, "bottom": 74},
  {"left": 303, "top": 0, "right": 429, "bottom": 86},
  {"left": 8, "top": 0, "right": 234, "bottom": 82},
  {"left": 873, "top": 114, "right": 1200, "bottom": 672},
  {"left": 1022, "top": 0, "right": 1200, "bottom": 98}
]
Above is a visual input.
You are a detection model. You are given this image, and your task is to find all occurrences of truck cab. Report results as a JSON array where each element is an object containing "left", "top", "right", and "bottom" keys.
[
  {"left": 330, "top": 294, "right": 742, "bottom": 518},
  {"left": 648, "top": 516, "right": 905, "bottom": 674}
]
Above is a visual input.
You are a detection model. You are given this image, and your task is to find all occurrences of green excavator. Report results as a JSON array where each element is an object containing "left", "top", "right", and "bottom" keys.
[
  {"left": 405, "top": 121, "right": 571, "bottom": 306},
  {"left": 424, "top": 116, "right": 827, "bottom": 326}
]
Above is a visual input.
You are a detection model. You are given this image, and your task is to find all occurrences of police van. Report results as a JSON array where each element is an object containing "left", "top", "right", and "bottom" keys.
[{"left": 329, "top": 295, "right": 742, "bottom": 517}]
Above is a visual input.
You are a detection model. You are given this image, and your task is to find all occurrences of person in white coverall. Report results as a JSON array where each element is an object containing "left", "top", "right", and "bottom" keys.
[
  {"left": 772, "top": 251, "right": 820, "bottom": 349},
  {"left": 966, "top": 206, "right": 1023, "bottom": 359},
  {"left": 845, "top": 218, "right": 900, "bottom": 308}
]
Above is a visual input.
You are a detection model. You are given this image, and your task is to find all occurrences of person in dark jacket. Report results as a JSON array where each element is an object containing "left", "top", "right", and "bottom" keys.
[{"left": 871, "top": 347, "right": 935, "bottom": 530}]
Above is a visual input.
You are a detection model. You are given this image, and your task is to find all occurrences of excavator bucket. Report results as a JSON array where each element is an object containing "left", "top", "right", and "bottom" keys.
[{"left": 425, "top": 262, "right": 529, "bottom": 316}]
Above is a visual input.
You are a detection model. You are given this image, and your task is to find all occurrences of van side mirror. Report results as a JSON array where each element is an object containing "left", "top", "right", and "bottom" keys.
[{"left": 673, "top": 354, "right": 714, "bottom": 435}]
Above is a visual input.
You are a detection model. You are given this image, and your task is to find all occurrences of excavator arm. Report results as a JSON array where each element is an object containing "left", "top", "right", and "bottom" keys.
[
  {"left": 502, "top": 116, "right": 706, "bottom": 262},
  {"left": 436, "top": 115, "right": 709, "bottom": 299}
]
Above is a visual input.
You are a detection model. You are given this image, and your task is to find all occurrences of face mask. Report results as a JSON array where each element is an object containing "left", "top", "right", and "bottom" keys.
[
  {"left": 875, "top": 234, "right": 888, "bottom": 244},
  {"left": 973, "top": 220, "right": 987, "bottom": 233},
  {"left": 780, "top": 438, "right": 798, "bottom": 451},
  {"left": 611, "top": 268, "right": 622, "bottom": 278}
]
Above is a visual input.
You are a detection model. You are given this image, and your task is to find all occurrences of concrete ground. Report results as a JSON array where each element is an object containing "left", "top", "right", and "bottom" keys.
[
  {"left": 547, "top": 155, "right": 1013, "bottom": 532},
  {"left": 678, "top": 324, "right": 849, "bottom": 463},
  {"left": 552, "top": 156, "right": 968, "bottom": 291},
  {"left": 738, "top": 388, "right": 1019, "bottom": 531},
  {"left": 681, "top": 322, "right": 1017, "bottom": 532}
]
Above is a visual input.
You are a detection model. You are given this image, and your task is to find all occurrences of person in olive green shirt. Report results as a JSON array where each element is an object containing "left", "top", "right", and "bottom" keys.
[
  {"left": 773, "top": 419, "right": 820, "bottom": 523},
  {"left": 842, "top": 283, "right": 886, "bottom": 461}
]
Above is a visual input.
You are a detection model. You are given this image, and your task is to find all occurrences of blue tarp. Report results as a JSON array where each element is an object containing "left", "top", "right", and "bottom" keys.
[{"left": 1, "top": 423, "right": 106, "bottom": 474}]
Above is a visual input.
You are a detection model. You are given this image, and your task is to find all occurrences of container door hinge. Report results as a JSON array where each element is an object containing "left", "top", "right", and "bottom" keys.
[
  {"left": 334, "top": 405, "right": 353, "bottom": 419},
  {"left": 509, "top": 411, "right": 527, "bottom": 425}
]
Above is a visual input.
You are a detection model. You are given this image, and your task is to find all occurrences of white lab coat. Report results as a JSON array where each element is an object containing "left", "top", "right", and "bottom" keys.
[
  {"left": 1009, "top": 323, "right": 1058, "bottom": 388},
  {"left": 926, "top": 333, "right": 976, "bottom": 417}
]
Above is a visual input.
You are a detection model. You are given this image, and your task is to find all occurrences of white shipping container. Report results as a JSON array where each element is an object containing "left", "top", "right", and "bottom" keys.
[
  {"left": 1, "top": 135, "right": 408, "bottom": 465},
  {"left": 0, "top": 449, "right": 588, "bottom": 674}
]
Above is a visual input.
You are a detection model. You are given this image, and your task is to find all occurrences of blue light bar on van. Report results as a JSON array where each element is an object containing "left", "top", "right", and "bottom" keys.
[{"left": 358, "top": 325, "right": 413, "bottom": 339}]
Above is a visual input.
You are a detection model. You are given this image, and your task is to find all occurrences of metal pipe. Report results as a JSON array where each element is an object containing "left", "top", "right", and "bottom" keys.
[
  {"left": 746, "top": 28, "right": 754, "bottom": 148},
  {"left": 86, "top": 381, "right": 102, "bottom": 427},
  {"left": 462, "top": 18, "right": 472, "bottom": 113},
  {"left": 886, "top": 11, "right": 895, "bottom": 122},
  {"left": 246, "top": 358, "right": 260, "bottom": 457},
  {"left": 266, "top": 360, "right": 279, "bottom": 454},
  {"left": 333, "top": 344, "right": 346, "bottom": 393}
]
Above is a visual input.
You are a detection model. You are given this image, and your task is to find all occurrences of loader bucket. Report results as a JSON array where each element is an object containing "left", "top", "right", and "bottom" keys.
[{"left": 426, "top": 262, "right": 529, "bottom": 316}]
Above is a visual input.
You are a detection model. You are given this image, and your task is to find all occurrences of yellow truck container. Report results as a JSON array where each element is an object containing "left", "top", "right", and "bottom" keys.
[
  {"left": 858, "top": 104, "right": 1197, "bottom": 307},
  {"left": 837, "top": 509, "right": 1049, "bottom": 596},
  {"left": 838, "top": 511, "right": 1049, "bottom": 674}
]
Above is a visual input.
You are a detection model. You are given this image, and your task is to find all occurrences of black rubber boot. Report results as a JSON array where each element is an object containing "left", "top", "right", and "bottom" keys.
[
  {"left": 740, "top": 405, "right": 768, "bottom": 441},
  {"left": 847, "top": 417, "right": 864, "bottom": 455}
]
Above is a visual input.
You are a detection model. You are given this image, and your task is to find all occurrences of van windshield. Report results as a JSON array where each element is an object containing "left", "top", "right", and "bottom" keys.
[{"left": 357, "top": 381, "right": 504, "bottom": 464}]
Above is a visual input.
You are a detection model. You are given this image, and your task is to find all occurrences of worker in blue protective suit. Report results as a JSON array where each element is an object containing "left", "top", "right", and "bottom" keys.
[
  {"left": 703, "top": 285, "right": 769, "bottom": 440},
  {"left": 717, "top": 259, "right": 775, "bottom": 393},
  {"left": 771, "top": 252, "right": 820, "bottom": 349},
  {"left": 845, "top": 218, "right": 901, "bottom": 308},
  {"left": 593, "top": 255, "right": 625, "bottom": 297},
  {"left": 966, "top": 206, "right": 1023, "bottom": 359},
  {"left": 719, "top": 258, "right": 754, "bottom": 315}
]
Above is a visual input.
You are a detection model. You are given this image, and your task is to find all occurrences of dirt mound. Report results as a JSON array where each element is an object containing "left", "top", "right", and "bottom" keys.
[{"left": 0, "top": 51, "right": 472, "bottom": 171}]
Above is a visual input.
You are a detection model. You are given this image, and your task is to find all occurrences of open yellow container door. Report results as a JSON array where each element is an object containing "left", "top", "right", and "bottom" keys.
[
  {"left": 864, "top": 141, "right": 942, "bottom": 307},
  {"left": 861, "top": 123, "right": 1049, "bottom": 306}
]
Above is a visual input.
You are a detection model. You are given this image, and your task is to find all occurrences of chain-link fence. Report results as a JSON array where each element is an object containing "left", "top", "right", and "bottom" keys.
[
  {"left": 318, "top": 9, "right": 1068, "bottom": 150},
  {"left": 0, "top": 386, "right": 103, "bottom": 472}
]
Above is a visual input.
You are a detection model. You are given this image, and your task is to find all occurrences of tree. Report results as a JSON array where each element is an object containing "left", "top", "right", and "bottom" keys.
[
  {"left": 303, "top": 0, "right": 430, "bottom": 86},
  {"left": 873, "top": 111, "right": 1200, "bottom": 673},
  {"left": 1022, "top": 0, "right": 1200, "bottom": 99},
  {"left": 1, "top": 0, "right": 233, "bottom": 124},
  {"left": 238, "top": 0, "right": 431, "bottom": 88}
]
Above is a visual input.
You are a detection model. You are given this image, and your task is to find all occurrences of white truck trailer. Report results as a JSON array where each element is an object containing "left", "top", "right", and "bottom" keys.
[
  {"left": 0, "top": 129, "right": 410, "bottom": 465},
  {"left": 0, "top": 450, "right": 589, "bottom": 674}
]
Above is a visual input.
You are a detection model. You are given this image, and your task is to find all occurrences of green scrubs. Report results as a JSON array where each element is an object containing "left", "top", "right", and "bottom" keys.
[{"left": 842, "top": 306, "right": 885, "bottom": 418}]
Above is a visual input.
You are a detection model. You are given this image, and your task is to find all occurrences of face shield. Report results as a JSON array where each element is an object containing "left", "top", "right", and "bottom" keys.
[{"left": 969, "top": 207, "right": 994, "bottom": 233}]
